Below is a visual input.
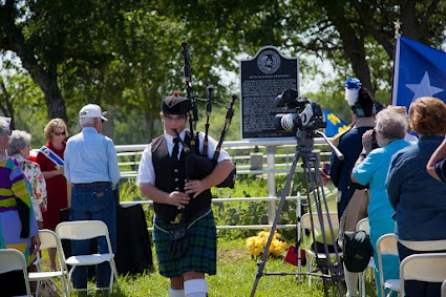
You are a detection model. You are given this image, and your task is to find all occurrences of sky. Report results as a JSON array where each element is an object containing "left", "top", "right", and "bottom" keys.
[
  {"left": 1, "top": 48, "right": 335, "bottom": 100},
  {"left": 218, "top": 51, "right": 335, "bottom": 95}
]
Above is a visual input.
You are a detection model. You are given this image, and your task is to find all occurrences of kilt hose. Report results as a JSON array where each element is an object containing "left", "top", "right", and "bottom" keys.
[{"left": 153, "top": 210, "right": 217, "bottom": 277}]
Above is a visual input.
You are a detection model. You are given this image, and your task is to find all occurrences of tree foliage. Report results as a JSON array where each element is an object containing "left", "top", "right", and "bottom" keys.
[{"left": 1, "top": 0, "right": 446, "bottom": 143}]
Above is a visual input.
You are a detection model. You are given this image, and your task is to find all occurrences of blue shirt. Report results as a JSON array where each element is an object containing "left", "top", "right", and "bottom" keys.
[
  {"left": 64, "top": 127, "right": 120, "bottom": 186},
  {"left": 353, "top": 139, "right": 410, "bottom": 223},
  {"left": 387, "top": 136, "right": 446, "bottom": 241},
  {"left": 330, "top": 126, "right": 373, "bottom": 217}
]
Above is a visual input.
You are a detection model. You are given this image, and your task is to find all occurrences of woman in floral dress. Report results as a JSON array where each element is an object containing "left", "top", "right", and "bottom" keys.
[{"left": 8, "top": 130, "right": 47, "bottom": 227}]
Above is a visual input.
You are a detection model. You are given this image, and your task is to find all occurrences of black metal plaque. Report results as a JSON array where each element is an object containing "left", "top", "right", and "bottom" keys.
[{"left": 240, "top": 46, "right": 299, "bottom": 139}]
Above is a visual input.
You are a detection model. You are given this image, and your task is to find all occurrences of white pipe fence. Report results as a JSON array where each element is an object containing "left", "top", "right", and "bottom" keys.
[{"left": 115, "top": 137, "right": 335, "bottom": 230}]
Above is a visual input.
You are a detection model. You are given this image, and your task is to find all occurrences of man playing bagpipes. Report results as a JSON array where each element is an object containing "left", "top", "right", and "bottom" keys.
[{"left": 136, "top": 91, "right": 234, "bottom": 297}]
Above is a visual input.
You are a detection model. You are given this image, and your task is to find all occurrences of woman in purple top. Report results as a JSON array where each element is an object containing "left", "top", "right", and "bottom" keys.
[{"left": 0, "top": 117, "right": 39, "bottom": 296}]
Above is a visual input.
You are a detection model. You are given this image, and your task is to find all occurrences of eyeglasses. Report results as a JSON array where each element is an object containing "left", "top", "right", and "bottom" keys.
[{"left": 53, "top": 131, "right": 66, "bottom": 136}]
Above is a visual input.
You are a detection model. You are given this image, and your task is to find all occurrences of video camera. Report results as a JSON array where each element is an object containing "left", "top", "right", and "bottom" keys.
[{"left": 273, "top": 88, "right": 326, "bottom": 132}]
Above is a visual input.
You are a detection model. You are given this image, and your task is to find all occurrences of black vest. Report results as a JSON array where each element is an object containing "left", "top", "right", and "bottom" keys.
[{"left": 151, "top": 133, "right": 212, "bottom": 222}]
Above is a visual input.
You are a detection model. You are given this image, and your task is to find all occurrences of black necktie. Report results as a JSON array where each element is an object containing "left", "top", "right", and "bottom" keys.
[{"left": 171, "top": 137, "right": 180, "bottom": 160}]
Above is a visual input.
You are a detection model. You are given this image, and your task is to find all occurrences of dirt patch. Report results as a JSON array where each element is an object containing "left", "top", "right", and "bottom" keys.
[{"left": 218, "top": 248, "right": 249, "bottom": 261}]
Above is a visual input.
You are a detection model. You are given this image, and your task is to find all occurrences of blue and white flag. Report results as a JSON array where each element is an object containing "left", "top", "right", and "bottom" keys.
[{"left": 392, "top": 35, "right": 446, "bottom": 108}]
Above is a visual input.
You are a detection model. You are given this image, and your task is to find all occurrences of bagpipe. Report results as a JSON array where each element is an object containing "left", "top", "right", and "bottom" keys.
[{"left": 179, "top": 42, "right": 236, "bottom": 189}]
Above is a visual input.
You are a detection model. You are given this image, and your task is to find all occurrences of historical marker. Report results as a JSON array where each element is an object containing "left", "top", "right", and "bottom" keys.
[{"left": 240, "top": 46, "right": 299, "bottom": 139}]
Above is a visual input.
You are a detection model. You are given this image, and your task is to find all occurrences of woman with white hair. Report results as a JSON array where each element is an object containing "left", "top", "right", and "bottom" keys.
[
  {"left": 0, "top": 117, "right": 40, "bottom": 296},
  {"left": 351, "top": 108, "right": 411, "bottom": 297},
  {"left": 8, "top": 130, "right": 47, "bottom": 227}
]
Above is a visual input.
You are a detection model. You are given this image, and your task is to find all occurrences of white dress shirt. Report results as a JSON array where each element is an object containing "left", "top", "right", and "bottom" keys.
[{"left": 137, "top": 130, "right": 231, "bottom": 186}]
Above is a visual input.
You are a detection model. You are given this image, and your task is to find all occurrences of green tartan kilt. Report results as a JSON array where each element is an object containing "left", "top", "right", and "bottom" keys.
[{"left": 153, "top": 210, "right": 217, "bottom": 277}]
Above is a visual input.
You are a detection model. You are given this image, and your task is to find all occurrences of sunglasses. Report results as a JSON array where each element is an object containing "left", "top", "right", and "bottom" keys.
[{"left": 53, "top": 131, "right": 66, "bottom": 136}]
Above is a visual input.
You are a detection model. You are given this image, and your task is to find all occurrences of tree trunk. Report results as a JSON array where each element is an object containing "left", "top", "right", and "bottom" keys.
[
  {"left": 0, "top": 3, "right": 67, "bottom": 122},
  {"left": 38, "top": 69, "right": 67, "bottom": 121},
  {"left": 13, "top": 46, "right": 67, "bottom": 122},
  {"left": 0, "top": 79, "right": 15, "bottom": 129},
  {"left": 400, "top": 0, "right": 421, "bottom": 41},
  {"left": 323, "top": 3, "right": 374, "bottom": 94}
]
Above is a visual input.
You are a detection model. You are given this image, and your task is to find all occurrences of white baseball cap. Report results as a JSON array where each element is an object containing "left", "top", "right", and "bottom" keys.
[{"left": 79, "top": 104, "right": 108, "bottom": 121}]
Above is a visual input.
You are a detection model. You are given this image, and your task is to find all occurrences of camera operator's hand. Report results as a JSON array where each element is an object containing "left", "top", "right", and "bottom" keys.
[
  {"left": 319, "top": 163, "right": 330, "bottom": 186},
  {"left": 167, "top": 191, "right": 190, "bottom": 208},
  {"left": 362, "top": 130, "right": 375, "bottom": 154}
]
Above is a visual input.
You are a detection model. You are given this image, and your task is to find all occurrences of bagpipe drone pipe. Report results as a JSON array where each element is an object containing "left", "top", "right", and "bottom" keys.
[{"left": 180, "top": 42, "right": 236, "bottom": 189}]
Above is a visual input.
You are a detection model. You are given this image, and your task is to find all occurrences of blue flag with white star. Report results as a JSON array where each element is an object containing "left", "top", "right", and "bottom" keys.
[{"left": 392, "top": 35, "right": 446, "bottom": 108}]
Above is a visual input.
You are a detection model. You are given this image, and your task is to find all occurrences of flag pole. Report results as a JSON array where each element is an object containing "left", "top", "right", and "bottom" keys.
[{"left": 390, "top": 20, "right": 402, "bottom": 106}]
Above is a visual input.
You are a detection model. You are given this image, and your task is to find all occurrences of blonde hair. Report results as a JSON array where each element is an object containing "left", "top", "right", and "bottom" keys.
[
  {"left": 44, "top": 118, "right": 69, "bottom": 142},
  {"left": 409, "top": 97, "right": 446, "bottom": 136}
]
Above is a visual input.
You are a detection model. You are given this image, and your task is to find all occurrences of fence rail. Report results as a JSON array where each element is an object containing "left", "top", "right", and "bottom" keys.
[{"left": 115, "top": 137, "right": 336, "bottom": 230}]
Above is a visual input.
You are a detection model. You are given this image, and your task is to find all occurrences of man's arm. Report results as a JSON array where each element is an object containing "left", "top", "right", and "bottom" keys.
[
  {"left": 137, "top": 145, "right": 189, "bottom": 208},
  {"left": 67, "top": 182, "right": 72, "bottom": 208},
  {"left": 184, "top": 132, "right": 235, "bottom": 197},
  {"left": 427, "top": 138, "right": 446, "bottom": 181},
  {"left": 184, "top": 159, "right": 234, "bottom": 198},
  {"left": 139, "top": 183, "right": 189, "bottom": 208},
  {"left": 329, "top": 133, "right": 351, "bottom": 188},
  {"left": 386, "top": 154, "right": 403, "bottom": 209},
  {"left": 107, "top": 139, "right": 121, "bottom": 187},
  {"left": 64, "top": 143, "right": 71, "bottom": 207}
]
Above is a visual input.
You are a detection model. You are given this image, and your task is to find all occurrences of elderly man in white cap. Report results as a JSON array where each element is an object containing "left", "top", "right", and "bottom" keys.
[{"left": 64, "top": 104, "right": 120, "bottom": 292}]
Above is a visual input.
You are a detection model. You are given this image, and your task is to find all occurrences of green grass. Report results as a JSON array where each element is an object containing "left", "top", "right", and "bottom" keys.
[
  {"left": 108, "top": 238, "right": 325, "bottom": 297},
  {"left": 41, "top": 237, "right": 378, "bottom": 297},
  {"left": 54, "top": 176, "right": 367, "bottom": 296}
]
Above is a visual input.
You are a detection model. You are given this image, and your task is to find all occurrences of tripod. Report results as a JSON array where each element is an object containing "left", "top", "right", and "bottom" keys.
[{"left": 249, "top": 129, "right": 344, "bottom": 297}]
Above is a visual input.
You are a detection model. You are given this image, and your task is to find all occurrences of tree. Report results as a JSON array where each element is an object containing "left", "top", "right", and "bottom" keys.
[
  {"left": 0, "top": 0, "right": 67, "bottom": 120},
  {"left": 0, "top": 76, "right": 15, "bottom": 128},
  {"left": 0, "top": 1, "right": 146, "bottom": 121},
  {"left": 161, "top": 0, "right": 446, "bottom": 96}
]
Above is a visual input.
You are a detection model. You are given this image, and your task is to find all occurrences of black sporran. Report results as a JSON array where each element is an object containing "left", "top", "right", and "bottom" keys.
[{"left": 169, "top": 225, "right": 189, "bottom": 258}]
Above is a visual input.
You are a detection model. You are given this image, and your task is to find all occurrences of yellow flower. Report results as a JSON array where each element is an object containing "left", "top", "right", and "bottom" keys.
[
  {"left": 257, "top": 231, "right": 269, "bottom": 239},
  {"left": 246, "top": 236, "right": 264, "bottom": 256},
  {"left": 246, "top": 231, "right": 288, "bottom": 257}
]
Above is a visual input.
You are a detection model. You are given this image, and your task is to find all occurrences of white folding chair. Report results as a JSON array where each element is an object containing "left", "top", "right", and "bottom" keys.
[
  {"left": 56, "top": 220, "right": 118, "bottom": 292},
  {"left": 441, "top": 279, "right": 446, "bottom": 297},
  {"left": 0, "top": 248, "right": 32, "bottom": 296},
  {"left": 356, "top": 217, "right": 373, "bottom": 297},
  {"left": 377, "top": 233, "right": 400, "bottom": 297},
  {"left": 301, "top": 212, "right": 340, "bottom": 284},
  {"left": 356, "top": 218, "right": 369, "bottom": 234},
  {"left": 399, "top": 238, "right": 446, "bottom": 252},
  {"left": 29, "top": 229, "right": 70, "bottom": 297},
  {"left": 400, "top": 253, "right": 446, "bottom": 297}
]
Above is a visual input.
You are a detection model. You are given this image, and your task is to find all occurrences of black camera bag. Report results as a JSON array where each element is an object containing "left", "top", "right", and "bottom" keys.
[{"left": 343, "top": 230, "right": 372, "bottom": 272}]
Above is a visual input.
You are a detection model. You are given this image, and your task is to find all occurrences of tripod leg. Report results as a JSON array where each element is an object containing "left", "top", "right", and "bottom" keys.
[
  {"left": 249, "top": 150, "right": 301, "bottom": 297},
  {"left": 313, "top": 155, "right": 345, "bottom": 296},
  {"left": 300, "top": 151, "right": 344, "bottom": 296}
]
